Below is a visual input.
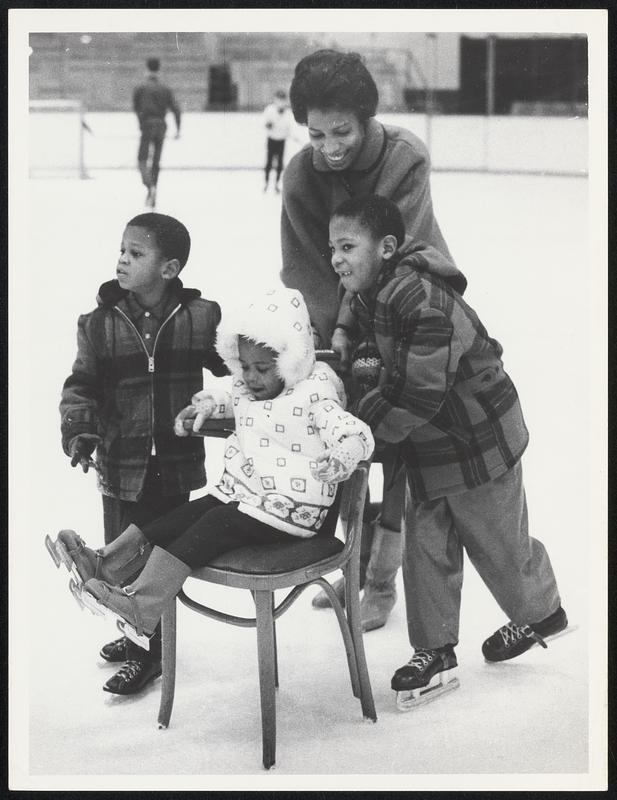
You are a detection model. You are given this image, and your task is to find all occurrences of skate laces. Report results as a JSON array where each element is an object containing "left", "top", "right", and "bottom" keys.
[
  {"left": 499, "top": 622, "right": 547, "bottom": 649},
  {"left": 114, "top": 660, "right": 143, "bottom": 683},
  {"left": 407, "top": 649, "right": 438, "bottom": 670}
]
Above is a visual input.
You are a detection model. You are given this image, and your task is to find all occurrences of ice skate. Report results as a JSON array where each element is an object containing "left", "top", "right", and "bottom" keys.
[
  {"left": 45, "top": 529, "right": 103, "bottom": 586},
  {"left": 482, "top": 605, "right": 568, "bottom": 662},
  {"left": 75, "top": 583, "right": 153, "bottom": 650},
  {"left": 391, "top": 646, "right": 459, "bottom": 711},
  {"left": 83, "top": 546, "right": 191, "bottom": 652},
  {"left": 46, "top": 524, "right": 151, "bottom": 590}
]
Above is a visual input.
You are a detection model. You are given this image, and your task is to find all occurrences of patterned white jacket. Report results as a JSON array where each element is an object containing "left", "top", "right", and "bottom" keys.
[{"left": 199, "top": 288, "right": 374, "bottom": 537}]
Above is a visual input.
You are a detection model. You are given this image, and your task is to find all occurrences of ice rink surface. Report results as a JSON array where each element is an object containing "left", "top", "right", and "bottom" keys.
[{"left": 11, "top": 161, "right": 604, "bottom": 790}]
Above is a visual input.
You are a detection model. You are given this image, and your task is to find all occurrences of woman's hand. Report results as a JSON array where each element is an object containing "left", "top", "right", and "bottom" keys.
[{"left": 330, "top": 327, "right": 352, "bottom": 372}]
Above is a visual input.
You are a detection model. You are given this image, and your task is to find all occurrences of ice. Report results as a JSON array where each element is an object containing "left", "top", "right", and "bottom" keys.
[{"left": 11, "top": 161, "right": 601, "bottom": 789}]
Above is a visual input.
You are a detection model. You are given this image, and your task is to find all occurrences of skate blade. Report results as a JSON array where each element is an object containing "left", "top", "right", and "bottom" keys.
[
  {"left": 46, "top": 534, "right": 85, "bottom": 584},
  {"left": 45, "top": 534, "right": 66, "bottom": 569},
  {"left": 395, "top": 668, "right": 460, "bottom": 712},
  {"left": 68, "top": 578, "right": 87, "bottom": 611},
  {"left": 80, "top": 589, "right": 151, "bottom": 651},
  {"left": 116, "top": 619, "right": 151, "bottom": 652}
]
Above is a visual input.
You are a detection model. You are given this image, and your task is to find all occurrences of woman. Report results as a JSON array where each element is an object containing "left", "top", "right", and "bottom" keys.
[{"left": 280, "top": 49, "right": 464, "bottom": 632}]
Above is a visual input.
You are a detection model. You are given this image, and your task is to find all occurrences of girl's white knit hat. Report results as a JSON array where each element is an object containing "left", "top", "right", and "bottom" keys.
[{"left": 215, "top": 288, "right": 315, "bottom": 388}]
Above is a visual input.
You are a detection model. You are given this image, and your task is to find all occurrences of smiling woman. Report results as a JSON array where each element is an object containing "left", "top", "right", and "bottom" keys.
[{"left": 280, "top": 49, "right": 457, "bottom": 348}]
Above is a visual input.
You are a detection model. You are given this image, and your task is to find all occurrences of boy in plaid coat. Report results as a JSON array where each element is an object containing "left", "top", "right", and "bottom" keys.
[
  {"left": 58, "top": 212, "right": 227, "bottom": 696},
  {"left": 329, "top": 195, "right": 567, "bottom": 707}
]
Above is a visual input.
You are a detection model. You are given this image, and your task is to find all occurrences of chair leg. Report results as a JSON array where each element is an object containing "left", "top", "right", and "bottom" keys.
[
  {"left": 320, "top": 577, "right": 361, "bottom": 697},
  {"left": 344, "top": 565, "right": 377, "bottom": 722},
  {"left": 272, "top": 594, "right": 279, "bottom": 689},
  {"left": 157, "top": 600, "right": 177, "bottom": 729},
  {"left": 254, "top": 590, "right": 277, "bottom": 769}
]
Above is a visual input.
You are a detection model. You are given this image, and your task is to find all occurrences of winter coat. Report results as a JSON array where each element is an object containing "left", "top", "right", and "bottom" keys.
[
  {"left": 202, "top": 288, "right": 375, "bottom": 537},
  {"left": 133, "top": 75, "right": 181, "bottom": 130},
  {"left": 351, "top": 240, "right": 529, "bottom": 502},
  {"left": 280, "top": 117, "right": 461, "bottom": 343},
  {"left": 60, "top": 278, "right": 227, "bottom": 502}
]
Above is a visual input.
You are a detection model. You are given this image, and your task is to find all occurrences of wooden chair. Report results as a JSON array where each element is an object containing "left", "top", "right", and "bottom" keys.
[{"left": 156, "top": 428, "right": 376, "bottom": 769}]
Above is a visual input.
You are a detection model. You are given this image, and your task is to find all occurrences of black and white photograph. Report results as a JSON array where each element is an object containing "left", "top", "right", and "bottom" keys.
[{"left": 8, "top": 6, "right": 607, "bottom": 792}]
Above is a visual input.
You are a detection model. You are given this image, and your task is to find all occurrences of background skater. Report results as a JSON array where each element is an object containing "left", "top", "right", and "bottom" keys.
[
  {"left": 133, "top": 57, "right": 181, "bottom": 208},
  {"left": 262, "top": 89, "right": 295, "bottom": 193}
]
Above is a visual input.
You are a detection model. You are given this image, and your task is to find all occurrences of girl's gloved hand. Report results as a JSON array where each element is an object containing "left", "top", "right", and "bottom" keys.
[
  {"left": 174, "top": 393, "right": 216, "bottom": 436},
  {"left": 310, "top": 435, "right": 366, "bottom": 483}
]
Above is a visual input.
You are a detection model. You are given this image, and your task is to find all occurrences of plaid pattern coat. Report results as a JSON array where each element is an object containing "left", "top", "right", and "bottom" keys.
[
  {"left": 60, "top": 278, "right": 227, "bottom": 502},
  {"left": 353, "top": 245, "right": 529, "bottom": 501}
]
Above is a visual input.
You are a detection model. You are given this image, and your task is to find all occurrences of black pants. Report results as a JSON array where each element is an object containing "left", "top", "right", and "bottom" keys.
[
  {"left": 137, "top": 118, "right": 166, "bottom": 188},
  {"left": 102, "top": 456, "right": 188, "bottom": 661},
  {"left": 265, "top": 138, "right": 285, "bottom": 185},
  {"left": 142, "top": 495, "right": 297, "bottom": 569}
]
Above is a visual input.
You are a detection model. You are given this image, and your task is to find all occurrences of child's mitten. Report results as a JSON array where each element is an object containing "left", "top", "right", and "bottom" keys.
[
  {"left": 69, "top": 434, "right": 101, "bottom": 472},
  {"left": 310, "top": 434, "right": 367, "bottom": 484},
  {"left": 174, "top": 393, "right": 216, "bottom": 436}
]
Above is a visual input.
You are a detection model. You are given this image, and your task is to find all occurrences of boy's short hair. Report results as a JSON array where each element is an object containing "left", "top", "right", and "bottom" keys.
[
  {"left": 147, "top": 57, "right": 160, "bottom": 72},
  {"left": 289, "top": 49, "right": 379, "bottom": 125},
  {"left": 127, "top": 213, "right": 191, "bottom": 269},
  {"left": 331, "top": 194, "right": 405, "bottom": 248}
]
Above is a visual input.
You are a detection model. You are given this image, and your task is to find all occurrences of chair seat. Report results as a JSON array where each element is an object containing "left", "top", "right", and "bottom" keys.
[{"left": 193, "top": 534, "right": 344, "bottom": 576}]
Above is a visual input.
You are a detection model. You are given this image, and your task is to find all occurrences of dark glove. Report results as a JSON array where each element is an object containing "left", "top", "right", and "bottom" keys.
[{"left": 69, "top": 434, "right": 101, "bottom": 473}]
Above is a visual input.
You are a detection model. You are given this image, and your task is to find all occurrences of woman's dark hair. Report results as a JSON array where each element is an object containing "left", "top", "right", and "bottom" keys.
[
  {"left": 126, "top": 212, "right": 191, "bottom": 269},
  {"left": 289, "top": 50, "right": 379, "bottom": 124},
  {"left": 331, "top": 194, "right": 405, "bottom": 248}
]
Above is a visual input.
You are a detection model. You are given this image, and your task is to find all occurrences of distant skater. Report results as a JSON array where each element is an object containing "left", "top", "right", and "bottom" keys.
[
  {"left": 133, "top": 57, "right": 181, "bottom": 208},
  {"left": 262, "top": 89, "right": 294, "bottom": 193}
]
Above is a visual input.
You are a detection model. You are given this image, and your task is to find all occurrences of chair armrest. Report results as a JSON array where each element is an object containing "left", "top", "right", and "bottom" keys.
[{"left": 192, "top": 418, "right": 236, "bottom": 438}]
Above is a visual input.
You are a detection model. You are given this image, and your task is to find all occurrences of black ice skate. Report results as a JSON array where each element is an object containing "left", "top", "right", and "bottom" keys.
[
  {"left": 391, "top": 645, "right": 459, "bottom": 711},
  {"left": 482, "top": 605, "right": 568, "bottom": 662}
]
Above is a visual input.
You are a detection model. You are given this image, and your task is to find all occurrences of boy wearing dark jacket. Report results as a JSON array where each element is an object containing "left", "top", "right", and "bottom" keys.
[
  {"left": 58, "top": 212, "right": 226, "bottom": 695},
  {"left": 329, "top": 195, "right": 566, "bottom": 709}
]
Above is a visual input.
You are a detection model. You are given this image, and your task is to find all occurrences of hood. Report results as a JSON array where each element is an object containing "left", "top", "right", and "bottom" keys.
[
  {"left": 95, "top": 277, "right": 200, "bottom": 308},
  {"left": 215, "top": 288, "right": 315, "bottom": 388},
  {"left": 390, "top": 236, "right": 468, "bottom": 295}
]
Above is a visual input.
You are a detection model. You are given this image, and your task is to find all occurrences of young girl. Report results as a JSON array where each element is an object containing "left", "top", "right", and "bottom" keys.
[
  {"left": 50, "top": 288, "right": 374, "bottom": 646},
  {"left": 281, "top": 49, "right": 463, "bottom": 630}
]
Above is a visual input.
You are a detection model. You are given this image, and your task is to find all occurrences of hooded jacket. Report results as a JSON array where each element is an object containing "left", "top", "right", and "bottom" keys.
[
  {"left": 60, "top": 278, "right": 227, "bottom": 502},
  {"left": 201, "top": 288, "right": 374, "bottom": 537},
  {"left": 281, "top": 118, "right": 462, "bottom": 343},
  {"left": 351, "top": 240, "right": 529, "bottom": 502}
]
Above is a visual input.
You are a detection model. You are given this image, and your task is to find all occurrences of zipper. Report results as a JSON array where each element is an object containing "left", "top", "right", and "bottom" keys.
[{"left": 114, "top": 303, "right": 182, "bottom": 455}]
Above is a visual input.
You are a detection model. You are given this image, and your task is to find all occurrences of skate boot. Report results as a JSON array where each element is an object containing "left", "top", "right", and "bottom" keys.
[
  {"left": 99, "top": 635, "right": 130, "bottom": 663},
  {"left": 391, "top": 645, "right": 459, "bottom": 711},
  {"left": 46, "top": 529, "right": 105, "bottom": 586},
  {"left": 83, "top": 546, "right": 191, "bottom": 650},
  {"left": 359, "top": 519, "right": 402, "bottom": 632},
  {"left": 482, "top": 605, "right": 568, "bottom": 662},
  {"left": 103, "top": 659, "right": 162, "bottom": 695},
  {"left": 46, "top": 524, "right": 151, "bottom": 593}
]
